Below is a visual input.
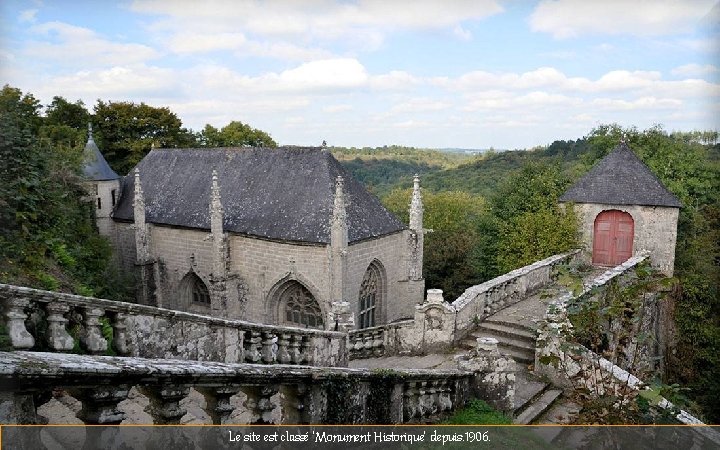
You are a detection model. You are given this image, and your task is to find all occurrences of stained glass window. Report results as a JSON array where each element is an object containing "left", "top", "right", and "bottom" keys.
[
  {"left": 281, "top": 282, "right": 324, "bottom": 329},
  {"left": 359, "top": 264, "right": 381, "bottom": 329}
]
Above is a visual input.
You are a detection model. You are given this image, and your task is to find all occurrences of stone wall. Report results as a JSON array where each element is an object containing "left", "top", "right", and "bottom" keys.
[
  {"left": 534, "top": 254, "right": 705, "bottom": 426},
  {"left": 573, "top": 202, "right": 679, "bottom": 276},
  {"left": 110, "top": 222, "right": 419, "bottom": 328},
  {"left": 0, "top": 283, "right": 346, "bottom": 367},
  {"left": 348, "top": 251, "right": 579, "bottom": 359}
]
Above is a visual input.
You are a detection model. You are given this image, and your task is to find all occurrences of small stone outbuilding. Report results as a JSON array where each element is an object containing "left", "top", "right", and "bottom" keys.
[
  {"left": 560, "top": 142, "right": 681, "bottom": 276},
  {"left": 84, "top": 137, "right": 426, "bottom": 331}
]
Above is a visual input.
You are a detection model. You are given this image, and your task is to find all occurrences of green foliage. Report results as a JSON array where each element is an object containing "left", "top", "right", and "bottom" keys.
[
  {"left": 198, "top": 121, "right": 277, "bottom": 148},
  {"left": 383, "top": 189, "right": 487, "bottom": 299},
  {"left": 93, "top": 100, "right": 198, "bottom": 174},
  {"left": 442, "top": 399, "right": 512, "bottom": 424},
  {"left": 490, "top": 163, "right": 578, "bottom": 272},
  {"left": 0, "top": 85, "right": 132, "bottom": 301}
]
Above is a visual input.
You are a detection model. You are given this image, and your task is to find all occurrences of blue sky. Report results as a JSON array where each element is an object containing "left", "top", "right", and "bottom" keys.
[{"left": 1, "top": 0, "right": 718, "bottom": 149}]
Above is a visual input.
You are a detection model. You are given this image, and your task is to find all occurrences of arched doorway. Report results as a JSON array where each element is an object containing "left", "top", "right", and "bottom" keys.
[
  {"left": 358, "top": 260, "right": 385, "bottom": 329},
  {"left": 274, "top": 280, "right": 324, "bottom": 329},
  {"left": 593, "top": 210, "right": 634, "bottom": 266}
]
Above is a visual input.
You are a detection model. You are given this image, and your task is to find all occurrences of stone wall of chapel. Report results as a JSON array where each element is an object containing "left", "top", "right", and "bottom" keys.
[
  {"left": 573, "top": 203, "right": 679, "bottom": 276},
  {"left": 346, "top": 230, "right": 422, "bottom": 324},
  {"left": 228, "top": 235, "right": 331, "bottom": 325}
]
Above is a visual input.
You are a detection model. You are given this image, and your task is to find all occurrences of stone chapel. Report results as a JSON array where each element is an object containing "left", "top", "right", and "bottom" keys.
[
  {"left": 560, "top": 141, "right": 682, "bottom": 276},
  {"left": 82, "top": 129, "right": 425, "bottom": 330}
]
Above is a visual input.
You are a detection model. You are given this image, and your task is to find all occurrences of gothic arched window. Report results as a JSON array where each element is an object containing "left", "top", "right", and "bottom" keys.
[
  {"left": 279, "top": 281, "right": 324, "bottom": 329},
  {"left": 180, "top": 272, "right": 210, "bottom": 307},
  {"left": 359, "top": 262, "right": 384, "bottom": 329}
]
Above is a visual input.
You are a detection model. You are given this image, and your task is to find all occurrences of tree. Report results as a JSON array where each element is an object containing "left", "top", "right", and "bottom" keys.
[
  {"left": 198, "top": 120, "right": 277, "bottom": 148},
  {"left": 383, "top": 189, "right": 487, "bottom": 300},
  {"left": 93, "top": 100, "right": 197, "bottom": 175},
  {"left": 39, "top": 96, "right": 91, "bottom": 150},
  {"left": 489, "top": 163, "right": 578, "bottom": 272}
]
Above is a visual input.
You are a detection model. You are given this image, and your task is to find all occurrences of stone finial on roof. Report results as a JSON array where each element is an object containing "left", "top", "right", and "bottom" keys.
[
  {"left": 409, "top": 174, "right": 423, "bottom": 232},
  {"left": 133, "top": 169, "right": 145, "bottom": 218},
  {"left": 210, "top": 169, "right": 224, "bottom": 236},
  {"left": 332, "top": 176, "right": 347, "bottom": 228},
  {"left": 133, "top": 168, "right": 150, "bottom": 263}
]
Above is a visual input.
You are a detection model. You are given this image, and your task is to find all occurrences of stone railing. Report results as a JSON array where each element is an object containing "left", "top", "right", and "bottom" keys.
[
  {"left": 452, "top": 250, "right": 580, "bottom": 336},
  {"left": 534, "top": 253, "right": 707, "bottom": 426},
  {"left": 0, "top": 284, "right": 346, "bottom": 367},
  {"left": 0, "top": 344, "right": 515, "bottom": 425},
  {"left": 348, "top": 251, "right": 580, "bottom": 359}
]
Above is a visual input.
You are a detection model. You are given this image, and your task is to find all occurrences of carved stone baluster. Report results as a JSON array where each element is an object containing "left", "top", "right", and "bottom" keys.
[
  {"left": 71, "top": 385, "right": 130, "bottom": 424},
  {"left": 363, "top": 333, "right": 373, "bottom": 358},
  {"left": 402, "top": 381, "right": 419, "bottom": 423},
  {"left": 301, "top": 335, "right": 315, "bottom": 365},
  {"left": 244, "top": 331, "right": 261, "bottom": 363},
  {"left": 442, "top": 381, "right": 454, "bottom": 412},
  {"left": 427, "top": 381, "right": 439, "bottom": 416},
  {"left": 353, "top": 334, "right": 365, "bottom": 354},
  {"left": 198, "top": 386, "right": 237, "bottom": 424},
  {"left": 417, "top": 381, "right": 430, "bottom": 419},
  {"left": 277, "top": 334, "right": 291, "bottom": 364},
  {"left": 140, "top": 385, "right": 191, "bottom": 425},
  {"left": 261, "top": 331, "right": 276, "bottom": 364},
  {"left": 3, "top": 297, "right": 34, "bottom": 349},
  {"left": 44, "top": 302, "right": 73, "bottom": 352},
  {"left": 107, "top": 312, "right": 129, "bottom": 355},
  {"left": 289, "top": 334, "right": 303, "bottom": 364},
  {"left": 241, "top": 384, "right": 280, "bottom": 424},
  {"left": 279, "top": 383, "right": 315, "bottom": 424},
  {"left": 372, "top": 330, "right": 384, "bottom": 357},
  {"left": 80, "top": 307, "right": 107, "bottom": 354}
]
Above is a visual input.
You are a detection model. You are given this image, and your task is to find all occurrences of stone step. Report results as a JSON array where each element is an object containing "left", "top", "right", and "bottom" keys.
[
  {"left": 469, "top": 329, "right": 535, "bottom": 352},
  {"left": 458, "top": 339, "right": 535, "bottom": 365},
  {"left": 513, "top": 374, "right": 548, "bottom": 416},
  {"left": 513, "top": 389, "right": 563, "bottom": 425},
  {"left": 474, "top": 322, "right": 536, "bottom": 344},
  {"left": 481, "top": 319, "right": 537, "bottom": 339}
]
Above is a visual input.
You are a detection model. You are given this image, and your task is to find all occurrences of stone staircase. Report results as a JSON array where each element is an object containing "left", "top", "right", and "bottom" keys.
[{"left": 460, "top": 319, "right": 536, "bottom": 366}]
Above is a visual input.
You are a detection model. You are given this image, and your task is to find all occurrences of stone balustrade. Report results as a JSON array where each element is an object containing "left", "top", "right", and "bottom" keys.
[
  {"left": 348, "top": 251, "right": 580, "bottom": 359},
  {"left": 452, "top": 250, "right": 580, "bottom": 336},
  {"left": 534, "top": 253, "right": 707, "bottom": 426},
  {"left": 0, "top": 351, "right": 474, "bottom": 425},
  {"left": 0, "top": 284, "right": 346, "bottom": 367}
]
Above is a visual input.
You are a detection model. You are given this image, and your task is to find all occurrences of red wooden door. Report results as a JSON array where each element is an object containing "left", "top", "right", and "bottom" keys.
[{"left": 592, "top": 210, "right": 634, "bottom": 266}]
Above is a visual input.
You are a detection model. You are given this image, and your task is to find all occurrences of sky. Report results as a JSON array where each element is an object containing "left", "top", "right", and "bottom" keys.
[{"left": 1, "top": 0, "right": 719, "bottom": 149}]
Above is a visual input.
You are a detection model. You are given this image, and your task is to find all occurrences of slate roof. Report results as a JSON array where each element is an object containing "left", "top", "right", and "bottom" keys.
[
  {"left": 82, "top": 133, "right": 120, "bottom": 181},
  {"left": 560, "top": 143, "right": 681, "bottom": 208},
  {"left": 112, "top": 147, "right": 406, "bottom": 244}
]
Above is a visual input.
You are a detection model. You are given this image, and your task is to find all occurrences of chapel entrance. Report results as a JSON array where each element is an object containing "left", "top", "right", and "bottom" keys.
[{"left": 592, "top": 210, "right": 634, "bottom": 266}]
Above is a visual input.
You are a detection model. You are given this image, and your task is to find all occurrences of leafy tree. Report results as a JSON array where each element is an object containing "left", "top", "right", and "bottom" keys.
[
  {"left": 197, "top": 120, "right": 277, "bottom": 148},
  {"left": 383, "top": 189, "right": 486, "bottom": 300},
  {"left": 39, "top": 96, "right": 91, "bottom": 150},
  {"left": 93, "top": 100, "right": 198, "bottom": 175}
]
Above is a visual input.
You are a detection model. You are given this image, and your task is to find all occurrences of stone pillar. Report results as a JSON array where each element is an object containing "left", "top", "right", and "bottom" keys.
[
  {"left": 3, "top": 297, "right": 34, "bottom": 349},
  {"left": 457, "top": 337, "right": 516, "bottom": 414},
  {"left": 330, "top": 176, "right": 348, "bottom": 322},
  {"left": 132, "top": 169, "right": 156, "bottom": 306},
  {"left": 44, "top": 302, "right": 74, "bottom": 352},
  {"left": 80, "top": 307, "right": 108, "bottom": 354},
  {"left": 209, "top": 170, "right": 228, "bottom": 315},
  {"left": 141, "top": 384, "right": 191, "bottom": 425},
  {"left": 241, "top": 384, "right": 280, "bottom": 424},
  {"left": 198, "top": 386, "right": 237, "bottom": 424},
  {"left": 328, "top": 300, "right": 355, "bottom": 332},
  {"left": 72, "top": 386, "right": 130, "bottom": 424},
  {"left": 408, "top": 174, "right": 424, "bottom": 281}
]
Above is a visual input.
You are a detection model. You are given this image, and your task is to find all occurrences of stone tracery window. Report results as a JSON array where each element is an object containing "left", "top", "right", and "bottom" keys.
[
  {"left": 181, "top": 272, "right": 210, "bottom": 307},
  {"left": 280, "top": 281, "right": 324, "bottom": 329},
  {"left": 359, "top": 262, "right": 383, "bottom": 329}
]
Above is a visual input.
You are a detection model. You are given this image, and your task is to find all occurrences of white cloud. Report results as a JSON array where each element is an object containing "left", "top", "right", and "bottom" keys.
[
  {"left": 323, "top": 104, "right": 353, "bottom": 113},
  {"left": 130, "top": 0, "right": 502, "bottom": 58},
  {"left": 530, "top": 0, "right": 717, "bottom": 38},
  {"left": 18, "top": 9, "right": 38, "bottom": 23},
  {"left": 671, "top": 63, "right": 719, "bottom": 77},
  {"left": 26, "top": 21, "right": 158, "bottom": 66},
  {"left": 168, "top": 32, "right": 246, "bottom": 53},
  {"left": 453, "top": 25, "right": 472, "bottom": 41},
  {"left": 276, "top": 58, "right": 369, "bottom": 90}
]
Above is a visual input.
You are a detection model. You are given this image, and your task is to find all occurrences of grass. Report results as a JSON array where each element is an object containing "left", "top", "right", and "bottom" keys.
[{"left": 442, "top": 399, "right": 513, "bottom": 425}]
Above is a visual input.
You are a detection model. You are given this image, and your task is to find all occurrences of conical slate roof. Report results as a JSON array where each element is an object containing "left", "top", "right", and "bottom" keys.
[
  {"left": 560, "top": 143, "right": 681, "bottom": 208},
  {"left": 82, "top": 126, "right": 119, "bottom": 181},
  {"left": 112, "top": 147, "right": 406, "bottom": 244}
]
